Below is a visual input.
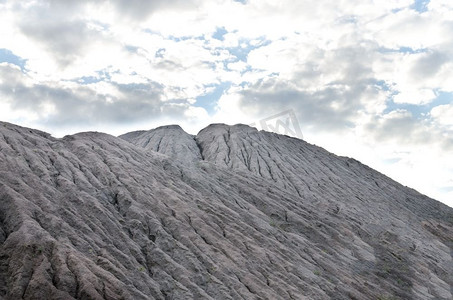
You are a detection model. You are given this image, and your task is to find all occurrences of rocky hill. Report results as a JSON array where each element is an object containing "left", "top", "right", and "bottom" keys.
[{"left": 0, "top": 121, "right": 452, "bottom": 299}]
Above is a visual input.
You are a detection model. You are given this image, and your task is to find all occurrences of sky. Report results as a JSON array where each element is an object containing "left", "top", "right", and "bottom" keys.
[{"left": 0, "top": 0, "right": 452, "bottom": 206}]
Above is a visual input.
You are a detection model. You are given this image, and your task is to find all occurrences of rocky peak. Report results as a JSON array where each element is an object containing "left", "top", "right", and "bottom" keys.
[{"left": 119, "top": 124, "right": 202, "bottom": 163}]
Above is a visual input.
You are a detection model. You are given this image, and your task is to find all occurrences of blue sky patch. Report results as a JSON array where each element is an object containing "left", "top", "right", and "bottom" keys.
[
  {"left": 384, "top": 91, "right": 453, "bottom": 119},
  {"left": 76, "top": 76, "right": 103, "bottom": 84},
  {"left": 195, "top": 82, "right": 230, "bottom": 115},
  {"left": 411, "top": 0, "right": 430, "bottom": 12},
  {"left": 73, "top": 69, "right": 114, "bottom": 84},
  {"left": 155, "top": 48, "right": 166, "bottom": 58},
  {"left": 213, "top": 27, "right": 228, "bottom": 41},
  {"left": 227, "top": 37, "right": 271, "bottom": 62},
  {"left": 337, "top": 15, "right": 358, "bottom": 24},
  {"left": 124, "top": 45, "right": 140, "bottom": 54},
  {"left": 0, "top": 48, "right": 27, "bottom": 70},
  {"left": 168, "top": 35, "right": 204, "bottom": 42}
]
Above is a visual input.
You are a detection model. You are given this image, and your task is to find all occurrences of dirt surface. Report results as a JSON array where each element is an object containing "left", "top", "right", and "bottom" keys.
[{"left": 1, "top": 121, "right": 452, "bottom": 299}]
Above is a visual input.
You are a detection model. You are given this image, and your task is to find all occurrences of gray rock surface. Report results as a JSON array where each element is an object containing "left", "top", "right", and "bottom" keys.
[
  {"left": 0, "top": 121, "right": 452, "bottom": 299},
  {"left": 120, "top": 125, "right": 202, "bottom": 163}
]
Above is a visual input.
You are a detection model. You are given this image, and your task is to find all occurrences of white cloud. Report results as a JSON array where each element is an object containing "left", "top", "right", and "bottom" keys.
[
  {"left": 428, "top": 0, "right": 453, "bottom": 13},
  {"left": 367, "top": 9, "right": 444, "bottom": 50},
  {"left": 431, "top": 104, "right": 453, "bottom": 128},
  {"left": 227, "top": 61, "right": 248, "bottom": 72},
  {"left": 393, "top": 89, "right": 436, "bottom": 105},
  {"left": 213, "top": 88, "right": 255, "bottom": 125}
]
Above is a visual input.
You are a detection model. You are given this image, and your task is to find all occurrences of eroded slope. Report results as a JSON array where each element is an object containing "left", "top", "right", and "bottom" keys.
[{"left": 0, "top": 121, "right": 452, "bottom": 300}]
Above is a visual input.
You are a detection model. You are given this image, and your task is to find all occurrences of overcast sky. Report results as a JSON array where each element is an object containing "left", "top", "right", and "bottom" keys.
[{"left": 0, "top": 0, "right": 452, "bottom": 206}]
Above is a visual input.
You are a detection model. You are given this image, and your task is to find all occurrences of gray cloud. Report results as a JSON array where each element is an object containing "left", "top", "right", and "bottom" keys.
[
  {"left": 13, "top": 2, "right": 110, "bottom": 68},
  {"left": 19, "top": 19, "right": 103, "bottom": 67},
  {"left": 0, "top": 64, "right": 188, "bottom": 129},
  {"left": 410, "top": 50, "right": 449, "bottom": 80},
  {"left": 239, "top": 46, "right": 379, "bottom": 131},
  {"left": 363, "top": 110, "right": 453, "bottom": 151},
  {"left": 109, "top": 0, "right": 199, "bottom": 20},
  {"left": 239, "top": 80, "right": 357, "bottom": 130},
  {"left": 42, "top": 0, "right": 199, "bottom": 21},
  {"left": 364, "top": 112, "right": 433, "bottom": 144},
  {"left": 12, "top": 0, "right": 202, "bottom": 69},
  {"left": 441, "top": 138, "right": 453, "bottom": 151}
]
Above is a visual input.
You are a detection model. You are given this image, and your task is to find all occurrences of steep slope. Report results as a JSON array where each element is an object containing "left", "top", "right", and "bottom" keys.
[
  {"left": 0, "top": 121, "right": 452, "bottom": 300},
  {"left": 196, "top": 124, "right": 451, "bottom": 221}
]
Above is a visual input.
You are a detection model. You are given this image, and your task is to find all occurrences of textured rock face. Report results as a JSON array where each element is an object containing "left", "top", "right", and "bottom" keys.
[
  {"left": 0, "top": 121, "right": 452, "bottom": 300},
  {"left": 120, "top": 125, "right": 202, "bottom": 163}
]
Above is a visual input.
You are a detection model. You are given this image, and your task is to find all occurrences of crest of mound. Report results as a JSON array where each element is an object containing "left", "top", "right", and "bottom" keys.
[
  {"left": 195, "top": 122, "right": 321, "bottom": 197},
  {"left": 119, "top": 124, "right": 202, "bottom": 163}
]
